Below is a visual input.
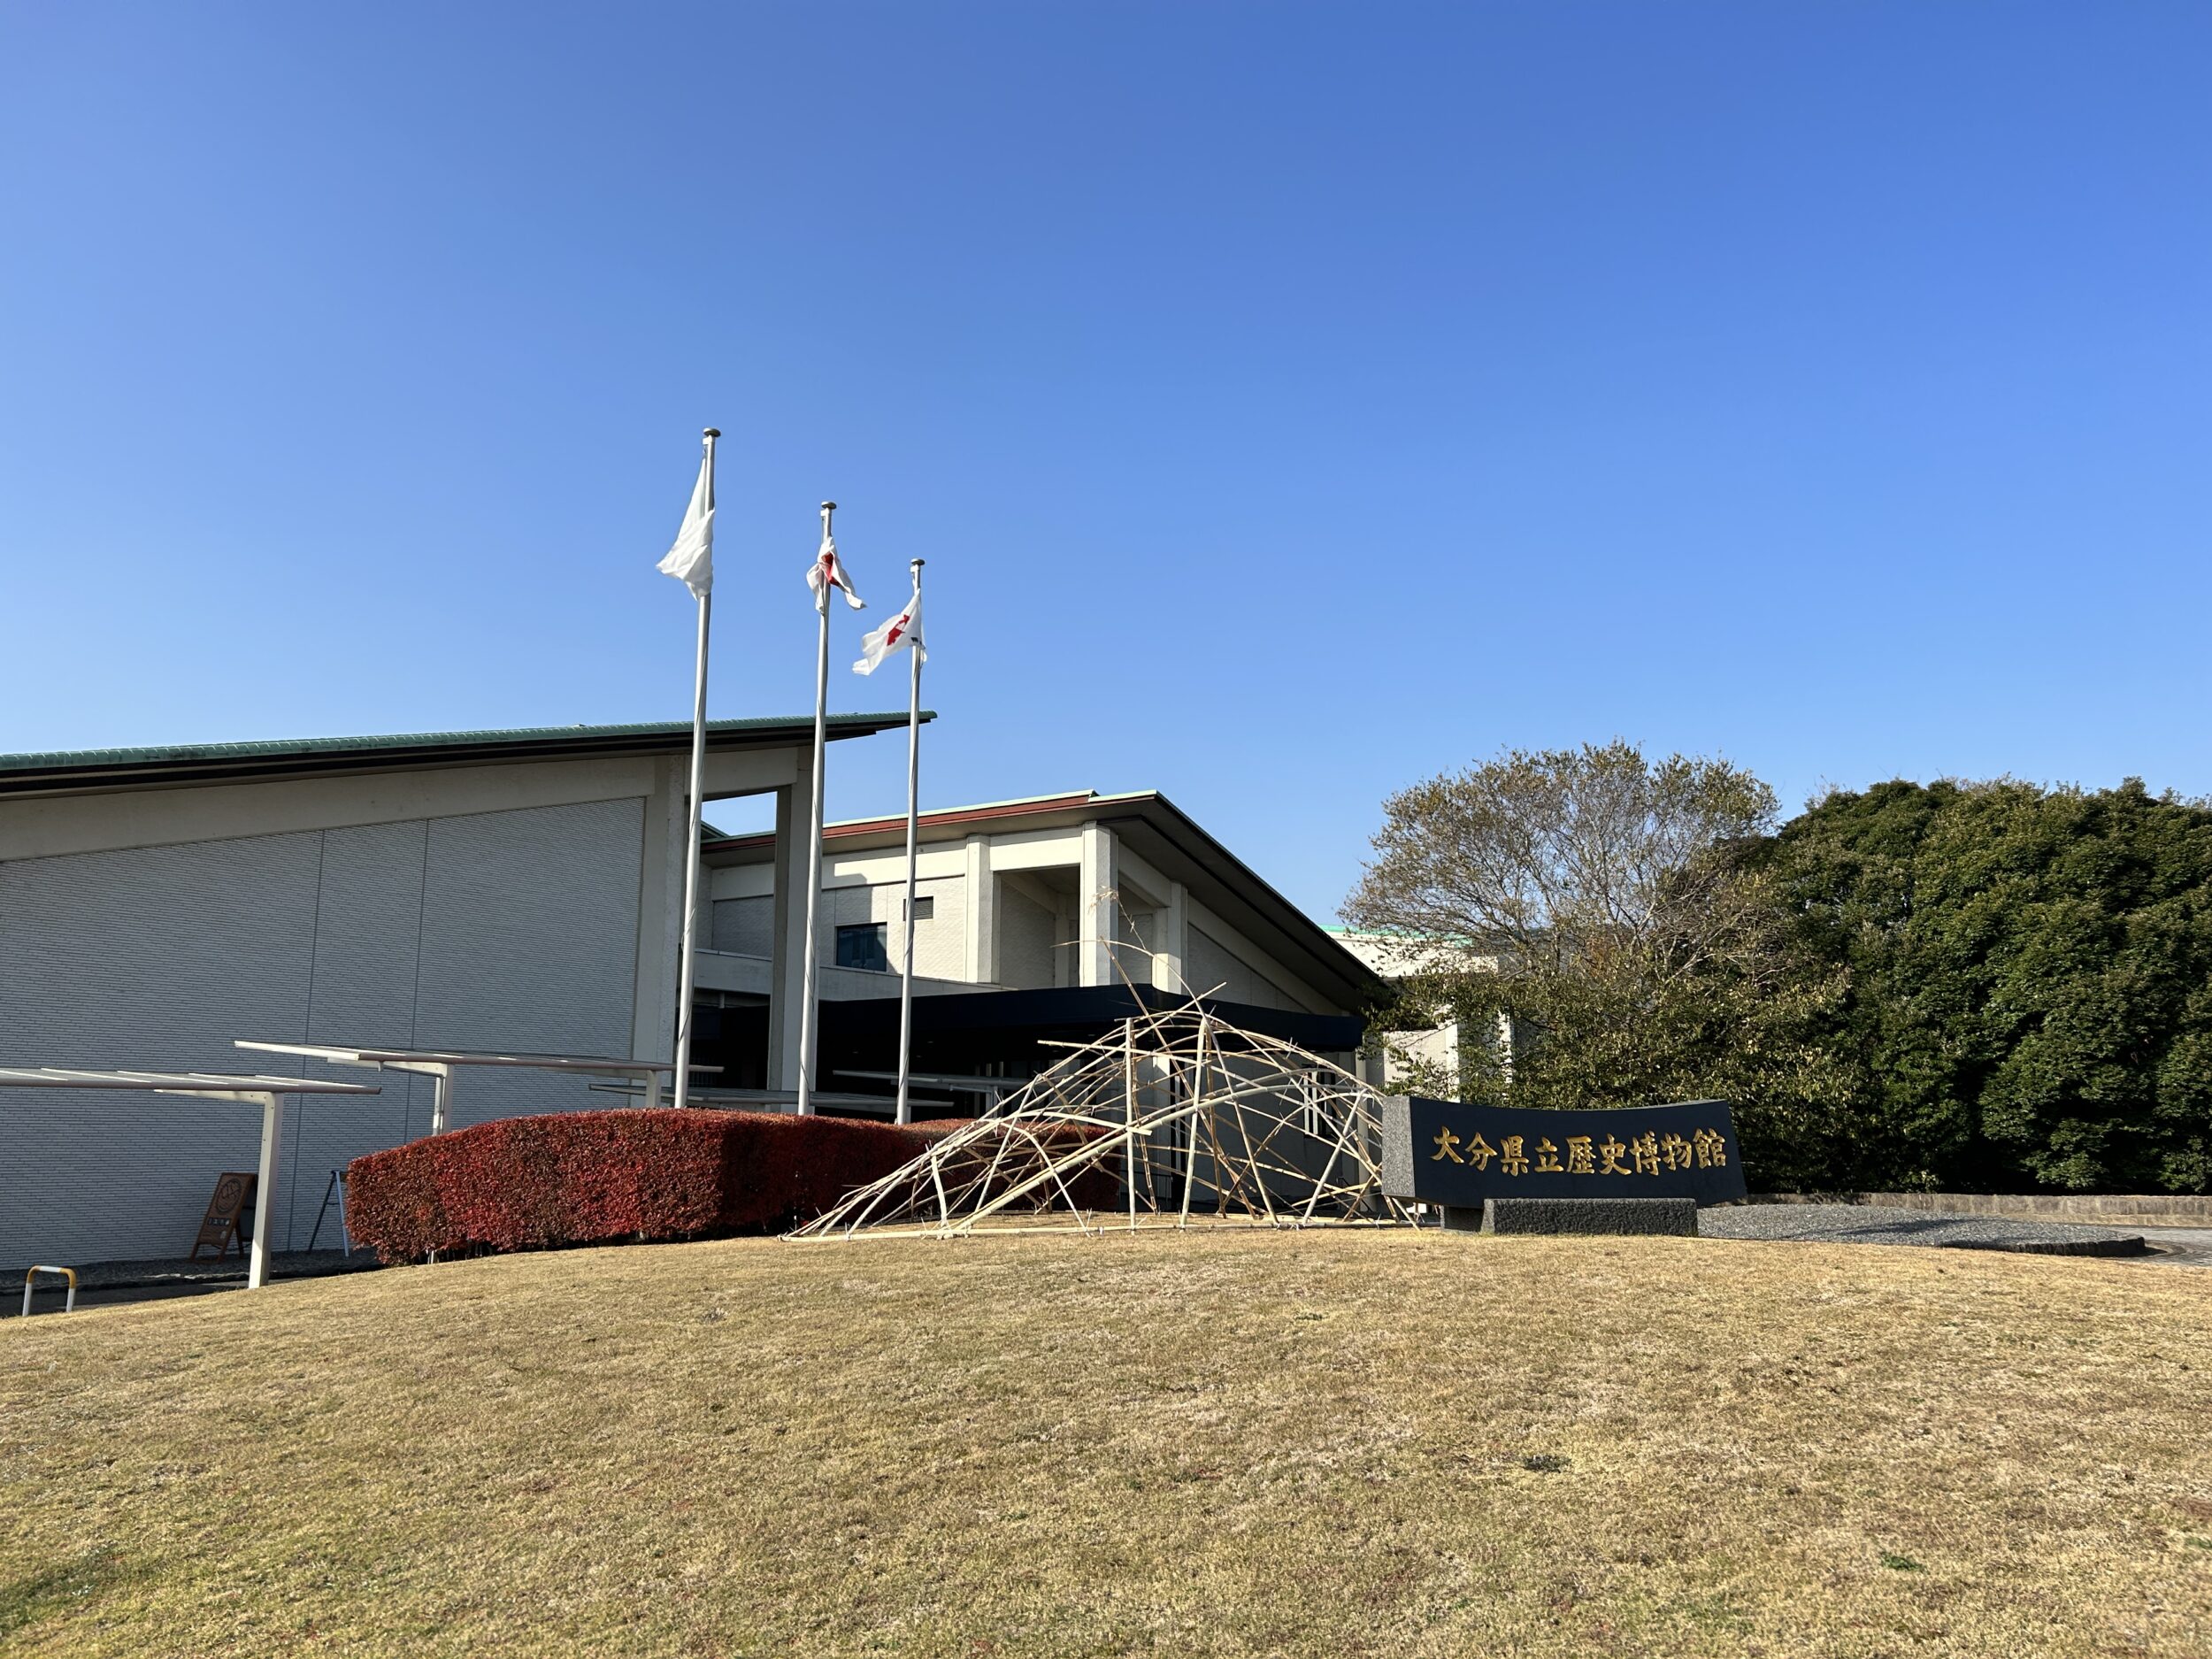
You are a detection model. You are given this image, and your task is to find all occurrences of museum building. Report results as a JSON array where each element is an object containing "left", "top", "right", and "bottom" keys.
[{"left": 0, "top": 723, "right": 1382, "bottom": 1268}]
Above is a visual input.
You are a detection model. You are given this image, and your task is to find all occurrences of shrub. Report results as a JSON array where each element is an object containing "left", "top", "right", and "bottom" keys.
[{"left": 346, "top": 1110, "right": 958, "bottom": 1263}]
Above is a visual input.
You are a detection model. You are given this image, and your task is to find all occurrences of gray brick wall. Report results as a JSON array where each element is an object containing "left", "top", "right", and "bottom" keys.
[
  {"left": 711, "top": 895, "right": 773, "bottom": 956},
  {"left": 996, "top": 881, "right": 1056, "bottom": 989}
]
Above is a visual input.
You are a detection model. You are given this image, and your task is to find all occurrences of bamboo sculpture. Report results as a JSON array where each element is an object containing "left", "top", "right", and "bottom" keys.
[{"left": 788, "top": 998, "right": 1417, "bottom": 1240}]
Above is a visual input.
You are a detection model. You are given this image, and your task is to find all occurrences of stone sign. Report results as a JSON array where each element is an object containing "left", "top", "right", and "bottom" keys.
[{"left": 1378, "top": 1095, "right": 1748, "bottom": 1209}]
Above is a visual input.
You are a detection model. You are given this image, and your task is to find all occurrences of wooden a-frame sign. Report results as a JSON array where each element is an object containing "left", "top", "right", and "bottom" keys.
[{"left": 190, "top": 1171, "right": 258, "bottom": 1260}]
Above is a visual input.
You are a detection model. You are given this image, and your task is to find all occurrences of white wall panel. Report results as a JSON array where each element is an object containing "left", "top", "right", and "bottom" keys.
[
  {"left": 410, "top": 800, "right": 642, "bottom": 1135},
  {"left": 1105, "top": 899, "right": 1164, "bottom": 989},
  {"left": 0, "top": 830, "right": 323, "bottom": 1266},
  {"left": 0, "top": 797, "right": 644, "bottom": 1267},
  {"left": 1187, "top": 925, "right": 1294, "bottom": 1012},
  {"left": 997, "top": 880, "right": 1056, "bottom": 990},
  {"left": 711, "top": 895, "right": 773, "bottom": 956},
  {"left": 279, "top": 820, "right": 432, "bottom": 1248},
  {"left": 908, "top": 876, "right": 965, "bottom": 981}
]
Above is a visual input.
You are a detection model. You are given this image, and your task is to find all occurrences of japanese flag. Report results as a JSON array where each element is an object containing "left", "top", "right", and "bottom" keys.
[
  {"left": 656, "top": 450, "right": 714, "bottom": 600},
  {"left": 853, "top": 584, "right": 924, "bottom": 675},
  {"left": 806, "top": 532, "right": 866, "bottom": 611}
]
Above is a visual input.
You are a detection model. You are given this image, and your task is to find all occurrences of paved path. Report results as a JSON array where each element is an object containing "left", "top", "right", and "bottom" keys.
[
  {"left": 2131, "top": 1226, "right": 2212, "bottom": 1268},
  {"left": 3, "top": 1251, "right": 379, "bottom": 1317},
  {"left": 1701, "top": 1202, "right": 2212, "bottom": 1263}
]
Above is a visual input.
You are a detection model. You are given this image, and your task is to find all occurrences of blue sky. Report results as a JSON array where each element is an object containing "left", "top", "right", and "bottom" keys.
[{"left": 3, "top": 4, "right": 2208, "bottom": 919}]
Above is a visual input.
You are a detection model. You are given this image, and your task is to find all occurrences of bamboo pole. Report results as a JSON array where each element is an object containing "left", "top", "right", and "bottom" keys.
[{"left": 1124, "top": 1018, "right": 1139, "bottom": 1232}]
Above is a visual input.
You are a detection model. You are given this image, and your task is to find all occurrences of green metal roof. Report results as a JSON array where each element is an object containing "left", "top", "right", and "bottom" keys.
[{"left": 0, "top": 713, "right": 933, "bottom": 797}]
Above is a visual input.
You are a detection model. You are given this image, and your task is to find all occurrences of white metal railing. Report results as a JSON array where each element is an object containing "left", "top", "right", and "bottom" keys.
[{"left": 19, "top": 1264, "right": 77, "bottom": 1317}]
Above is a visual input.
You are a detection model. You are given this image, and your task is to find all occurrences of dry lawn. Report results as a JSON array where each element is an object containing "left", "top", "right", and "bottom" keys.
[{"left": 3, "top": 1228, "right": 2209, "bottom": 1658}]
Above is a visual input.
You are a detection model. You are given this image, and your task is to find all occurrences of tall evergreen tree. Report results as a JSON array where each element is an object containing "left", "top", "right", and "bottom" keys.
[{"left": 1761, "top": 779, "right": 2212, "bottom": 1193}]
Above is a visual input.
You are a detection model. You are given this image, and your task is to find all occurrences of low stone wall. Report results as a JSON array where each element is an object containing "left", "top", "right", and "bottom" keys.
[
  {"left": 1445, "top": 1197, "right": 1700, "bottom": 1236},
  {"left": 1751, "top": 1192, "right": 2212, "bottom": 1229}
]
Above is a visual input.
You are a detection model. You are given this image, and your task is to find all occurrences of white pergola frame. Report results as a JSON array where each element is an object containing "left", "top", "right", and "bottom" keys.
[
  {"left": 834, "top": 1067, "right": 1033, "bottom": 1112},
  {"left": 0, "top": 1068, "right": 383, "bottom": 1289},
  {"left": 234, "top": 1041, "right": 701, "bottom": 1133}
]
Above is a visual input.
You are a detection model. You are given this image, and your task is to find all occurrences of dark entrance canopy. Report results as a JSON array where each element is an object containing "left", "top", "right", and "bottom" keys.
[{"left": 814, "top": 986, "right": 1365, "bottom": 1118}]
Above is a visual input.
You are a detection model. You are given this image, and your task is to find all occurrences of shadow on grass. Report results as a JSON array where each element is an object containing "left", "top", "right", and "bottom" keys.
[{"left": 0, "top": 1548, "right": 141, "bottom": 1640}]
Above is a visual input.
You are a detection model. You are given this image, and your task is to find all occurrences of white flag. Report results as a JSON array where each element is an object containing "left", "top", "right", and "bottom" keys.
[
  {"left": 806, "top": 532, "right": 866, "bottom": 611},
  {"left": 657, "top": 451, "right": 714, "bottom": 599},
  {"left": 853, "top": 585, "right": 924, "bottom": 675}
]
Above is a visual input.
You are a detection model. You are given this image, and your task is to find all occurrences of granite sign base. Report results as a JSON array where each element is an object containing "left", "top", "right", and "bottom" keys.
[{"left": 1441, "top": 1197, "right": 1700, "bottom": 1237}]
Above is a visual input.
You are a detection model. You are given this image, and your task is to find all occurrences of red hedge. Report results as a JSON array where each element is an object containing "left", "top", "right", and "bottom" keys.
[{"left": 344, "top": 1110, "right": 964, "bottom": 1263}]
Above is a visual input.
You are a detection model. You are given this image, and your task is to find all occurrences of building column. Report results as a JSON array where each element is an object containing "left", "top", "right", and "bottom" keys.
[
  {"left": 1078, "top": 820, "right": 1117, "bottom": 988},
  {"left": 1154, "top": 879, "right": 1187, "bottom": 994},
  {"left": 767, "top": 781, "right": 810, "bottom": 1091},
  {"left": 964, "top": 833, "right": 995, "bottom": 985},
  {"left": 630, "top": 756, "right": 687, "bottom": 1061}
]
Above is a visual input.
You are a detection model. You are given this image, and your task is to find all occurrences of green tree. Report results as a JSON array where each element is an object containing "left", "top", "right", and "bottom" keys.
[
  {"left": 1758, "top": 778, "right": 2212, "bottom": 1194},
  {"left": 1346, "top": 741, "right": 1854, "bottom": 1186}
]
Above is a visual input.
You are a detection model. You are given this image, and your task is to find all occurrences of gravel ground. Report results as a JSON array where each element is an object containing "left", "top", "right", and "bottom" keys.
[{"left": 1703, "top": 1202, "right": 2152, "bottom": 1256}]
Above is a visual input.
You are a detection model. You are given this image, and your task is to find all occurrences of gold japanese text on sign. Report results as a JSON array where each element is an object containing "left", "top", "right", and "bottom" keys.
[
  {"left": 1428, "top": 1125, "right": 1729, "bottom": 1176},
  {"left": 1381, "top": 1094, "right": 1748, "bottom": 1206}
]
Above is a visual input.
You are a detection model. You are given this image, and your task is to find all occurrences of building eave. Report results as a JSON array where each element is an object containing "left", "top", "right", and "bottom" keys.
[
  {"left": 0, "top": 714, "right": 926, "bottom": 801},
  {"left": 1095, "top": 795, "right": 1390, "bottom": 1010}
]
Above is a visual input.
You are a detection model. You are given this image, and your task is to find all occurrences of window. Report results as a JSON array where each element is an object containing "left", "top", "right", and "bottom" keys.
[
  {"left": 1294, "top": 1072, "right": 1332, "bottom": 1139},
  {"left": 910, "top": 895, "right": 934, "bottom": 921},
  {"left": 835, "top": 923, "right": 889, "bottom": 972}
]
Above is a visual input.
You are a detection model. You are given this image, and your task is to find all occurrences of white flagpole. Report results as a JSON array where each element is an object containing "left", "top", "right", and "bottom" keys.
[
  {"left": 671, "top": 427, "right": 718, "bottom": 1113},
  {"left": 895, "top": 559, "right": 925, "bottom": 1125},
  {"left": 796, "top": 501, "right": 835, "bottom": 1116}
]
